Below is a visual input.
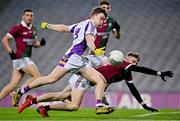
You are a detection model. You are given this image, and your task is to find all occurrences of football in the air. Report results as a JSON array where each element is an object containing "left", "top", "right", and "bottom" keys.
[{"left": 108, "top": 50, "right": 124, "bottom": 66}]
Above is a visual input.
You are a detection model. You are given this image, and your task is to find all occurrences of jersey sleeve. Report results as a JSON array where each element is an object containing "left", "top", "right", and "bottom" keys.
[
  {"left": 124, "top": 72, "right": 133, "bottom": 83},
  {"left": 68, "top": 24, "right": 77, "bottom": 33},
  {"left": 120, "top": 61, "right": 133, "bottom": 70},
  {"left": 85, "top": 22, "right": 97, "bottom": 37},
  {"left": 7, "top": 25, "right": 20, "bottom": 38}
]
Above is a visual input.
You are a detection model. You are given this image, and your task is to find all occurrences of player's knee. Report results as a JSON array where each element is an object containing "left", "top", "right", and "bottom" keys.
[
  {"left": 97, "top": 79, "right": 106, "bottom": 86},
  {"left": 69, "top": 104, "right": 79, "bottom": 111}
]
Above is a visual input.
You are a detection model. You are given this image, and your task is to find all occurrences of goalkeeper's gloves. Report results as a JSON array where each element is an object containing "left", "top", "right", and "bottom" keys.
[
  {"left": 94, "top": 47, "right": 105, "bottom": 56},
  {"left": 40, "top": 38, "right": 46, "bottom": 46},
  {"left": 142, "top": 104, "right": 158, "bottom": 112},
  {"left": 41, "top": 22, "right": 48, "bottom": 29},
  {"left": 9, "top": 50, "right": 16, "bottom": 60},
  {"left": 158, "top": 71, "right": 173, "bottom": 81}
]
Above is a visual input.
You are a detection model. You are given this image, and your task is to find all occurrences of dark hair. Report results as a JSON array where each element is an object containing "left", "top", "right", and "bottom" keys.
[
  {"left": 100, "top": 0, "right": 110, "bottom": 6},
  {"left": 23, "top": 9, "right": 33, "bottom": 15},
  {"left": 127, "top": 52, "right": 140, "bottom": 62},
  {"left": 90, "top": 7, "right": 107, "bottom": 18}
]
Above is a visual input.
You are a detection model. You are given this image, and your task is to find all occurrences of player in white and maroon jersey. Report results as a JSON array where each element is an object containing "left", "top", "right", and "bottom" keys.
[
  {"left": 14, "top": 7, "right": 115, "bottom": 114},
  {"left": 18, "top": 52, "right": 173, "bottom": 117},
  {"left": 0, "top": 9, "right": 46, "bottom": 105}
]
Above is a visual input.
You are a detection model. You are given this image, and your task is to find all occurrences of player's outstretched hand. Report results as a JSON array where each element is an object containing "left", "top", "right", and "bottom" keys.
[
  {"left": 94, "top": 47, "right": 105, "bottom": 56},
  {"left": 40, "top": 38, "right": 46, "bottom": 46},
  {"left": 160, "top": 71, "right": 173, "bottom": 81},
  {"left": 41, "top": 22, "right": 48, "bottom": 29},
  {"left": 142, "top": 104, "right": 158, "bottom": 112}
]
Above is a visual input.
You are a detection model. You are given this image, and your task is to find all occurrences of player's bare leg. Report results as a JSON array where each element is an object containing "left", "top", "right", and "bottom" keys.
[
  {"left": 21, "top": 64, "right": 41, "bottom": 88},
  {"left": 79, "top": 68, "right": 115, "bottom": 114},
  {"left": 14, "top": 66, "right": 68, "bottom": 106},
  {"left": 102, "top": 84, "right": 110, "bottom": 105},
  {"left": 79, "top": 67, "right": 106, "bottom": 107},
  {"left": 37, "top": 85, "right": 71, "bottom": 102},
  {"left": 18, "top": 85, "right": 72, "bottom": 113},
  {"left": 12, "top": 64, "right": 41, "bottom": 106},
  {"left": 47, "top": 87, "right": 84, "bottom": 111},
  {"left": 35, "top": 87, "right": 84, "bottom": 117},
  {"left": 0, "top": 69, "right": 24, "bottom": 100},
  {"left": 29, "top": 66, "right": 68, "bottom": 89}
]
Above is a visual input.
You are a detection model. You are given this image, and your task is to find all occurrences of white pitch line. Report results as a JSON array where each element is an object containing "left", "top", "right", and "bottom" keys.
[
  {"left": 0, "top": 119, "right": 179, "bottom": 121},
  {"left": 134, "top": 111, "right": 180, "bottom": 117}
]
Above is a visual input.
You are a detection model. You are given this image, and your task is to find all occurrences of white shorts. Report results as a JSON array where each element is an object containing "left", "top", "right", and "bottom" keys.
[
  {"left": 59, "top": 54, "right": 92, "bottom": 73},
  {"left": 68, "top": 74, "right": 90, "bottom": 91},
  {"left": 68, "top": 54, "right": 107, "bottom": 90},
  {"left": 87, "top": 55, "right": 108, "bottom": 68},
  {"left": 12, "top": 57, "right": 35, "bottom": 70}
]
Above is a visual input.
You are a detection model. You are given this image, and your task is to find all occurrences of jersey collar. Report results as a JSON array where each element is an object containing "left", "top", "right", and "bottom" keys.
[{"left": 21, "top": 20, "right": 32, "bottom": 30}]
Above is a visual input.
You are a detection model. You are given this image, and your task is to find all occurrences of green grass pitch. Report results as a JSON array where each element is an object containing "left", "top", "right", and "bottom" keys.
[{"left": 0, "top": 108, "right": 180, "bottom": 121}]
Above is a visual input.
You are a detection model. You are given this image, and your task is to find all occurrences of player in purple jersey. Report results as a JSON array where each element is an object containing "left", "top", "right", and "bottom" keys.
[
  {"left": 14, "top": 7, "right": 115, "bottom": 114},
  {"left": 64, "top": 0, "right": 121, "bottom": 106},
  {"left": 0, "top": 9, "right": 46, "bottom": 105}
]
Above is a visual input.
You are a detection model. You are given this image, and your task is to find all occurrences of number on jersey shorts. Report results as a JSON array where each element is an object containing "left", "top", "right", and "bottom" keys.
[
  {"left": 63, "top": 54, "right": 92, "bottom": 73},
  {"left": 69, "top": 74, "right": 90, "bottom": 91},
  {"left": 12, "top": 57, "right": 35, "bottom": 70}
]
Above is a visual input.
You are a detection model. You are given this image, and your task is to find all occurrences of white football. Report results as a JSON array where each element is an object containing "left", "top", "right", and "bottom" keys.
[{"left": 109, "top": 50, "right": 124, "bottom": 66}]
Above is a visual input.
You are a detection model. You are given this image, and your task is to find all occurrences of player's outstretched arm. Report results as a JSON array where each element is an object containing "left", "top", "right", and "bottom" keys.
[
  {"left": 2, "top": 35, "right": 16, "bottom": 60},
  {"left": 125, "top": 81, "right": 158, "bottom": 112},
  {"left": 127, "top": 65, "right": 173, "bottom": 81},
  {"left": 41, "top": 22, "right": 69, "bottom": 32}
]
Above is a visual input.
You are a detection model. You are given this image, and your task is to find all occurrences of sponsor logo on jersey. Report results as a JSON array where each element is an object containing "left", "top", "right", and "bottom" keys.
[{"left": 23, "top": 39, "right": 35, "bottom": 45}]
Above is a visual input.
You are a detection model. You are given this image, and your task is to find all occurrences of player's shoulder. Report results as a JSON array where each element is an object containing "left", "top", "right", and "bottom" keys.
[
  {"left": 8, "top": 23, "right": 23, "bottom": 32},
  {"left": 11, "top": 23, "right": 23, "bottom": 29},
  {"left": 78, "top": 19, "right": 89, "bottom": 25},
  {"left": 117, "top": 60, "right": 132, "bottom": 69}
]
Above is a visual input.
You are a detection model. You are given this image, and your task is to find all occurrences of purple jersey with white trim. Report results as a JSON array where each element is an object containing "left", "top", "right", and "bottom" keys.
[{"left": 65, "top": 19, "right": 97, "bottom": 58}]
